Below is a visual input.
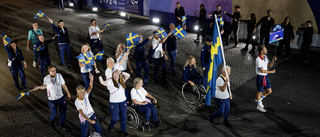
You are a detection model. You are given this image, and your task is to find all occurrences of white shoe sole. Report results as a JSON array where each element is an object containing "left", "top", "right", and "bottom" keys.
[{"left": 257, "top": 106, "right": 266, "bottom": 112}]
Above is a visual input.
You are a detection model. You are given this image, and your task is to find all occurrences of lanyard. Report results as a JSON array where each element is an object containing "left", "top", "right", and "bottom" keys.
[
  {"left": 110, "top": 82, "right": 120, "bottom": 95},
  {"left": 135, "top": 88, "right": 144, "bottom": 102},
  {"left": 47, "top": 75, "right": 57, "bottom": 97},
  {"left": 11, "top": 50, "right": 18, "bottom": 61},
  {"left": 220, "top": 75, "right": 230, "bottom": 97},
  {"left": 119, "top": 53, "right": 125, "bottom": 61}
]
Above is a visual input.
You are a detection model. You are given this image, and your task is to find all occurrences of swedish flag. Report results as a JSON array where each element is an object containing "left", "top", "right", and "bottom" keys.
[
  {"left": 182, "top": 16, "right": 187, "bottom": 24},
  {"left": 33, "top": 44, "right": 45, "bottom": 51},
  {"left": 205, "top": 16, "right": 224, "bottom": 106},
  {"left": 126, "top": 32, "right": 141, "bottom": 47},
  {"left": 103, "top": 23, "right": 112, "bottom": 29},
  {"left": 156, "top": 28, "right": 168, "bottom": 39},
  {"left": 76, "top": 53, "right": 94, "bottom": 70},
  {"left": 94, "top": 50, "right": 104, "bottom": 60},
  {"left": 173, "top": 25, "right": 187, "bottom": 39},
  {"left": 33, "top": 10, "right": 46, "bottom": 19},
  {"left": 17, "top": 91, "right": 31, "bottom": 100},
  {"left": 217, "top": 17, "right": 224, "bottom": 27},
  {"left": 2, "top": 32, "right": 12, "bottom": 46}
]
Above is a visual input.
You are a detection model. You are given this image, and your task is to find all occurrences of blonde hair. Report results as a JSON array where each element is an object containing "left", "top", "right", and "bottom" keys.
[
  {"left": 76, "top": 85, "right": 86, "bottom": 94},
  {"left": 81, "top": 43, "right": 91, "bottom": 53},
  {"left": 116, "top": 43, "right": 125, "bottom": 54},
  {"left": 133, "top": 77, "right": 143, "bottom": 87},
  {"left": 184, "top": 55, "right": 196, "bottom": 68},
  {"left": 112, "top": 71, "right": 126, "bottom": 89}
]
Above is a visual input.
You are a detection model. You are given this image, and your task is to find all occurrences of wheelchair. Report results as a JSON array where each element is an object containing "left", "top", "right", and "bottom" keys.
[
  {"left": 125, "top": 90, "right": 162, "bottom": 132},
  {"left": 181, "top": 82, "right": 207, "bottom": 104}
]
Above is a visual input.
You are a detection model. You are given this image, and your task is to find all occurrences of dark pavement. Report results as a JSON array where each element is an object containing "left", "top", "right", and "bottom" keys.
[{"left": 0, "top": 0, "right": 320, "bottom": 136}]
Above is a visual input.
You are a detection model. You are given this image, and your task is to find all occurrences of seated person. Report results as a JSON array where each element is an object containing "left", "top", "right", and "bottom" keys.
[
  {"left": 130, "top": 78, "right": 159, "bottom": 131},
  {"left": 182, "top": 55, "right": 207, "bottom": 88}
]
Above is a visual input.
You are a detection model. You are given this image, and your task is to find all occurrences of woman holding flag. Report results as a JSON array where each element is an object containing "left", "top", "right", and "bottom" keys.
[
  {"left": 78, "top": 43, "right": 99, "bottom": 98},
  {"left": 115, "top": 43, "right": 133, "bottom": 74}
]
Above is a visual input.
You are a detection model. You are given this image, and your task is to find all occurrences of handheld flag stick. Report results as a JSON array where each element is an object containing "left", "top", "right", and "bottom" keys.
[
  {"left": 16, "top": 89, "right": 35, "bottom": 100},
  {"left": 214, "top": 14, "right": 231, "bottom": 96}
]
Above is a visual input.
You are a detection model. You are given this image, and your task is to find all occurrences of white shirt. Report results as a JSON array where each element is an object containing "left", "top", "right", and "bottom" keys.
[
  {"left": 43, "top": 73, "right": 65, "bottom": 101},
  {"left": 105, "top": 63, "right": 120, "bottom": 80},
  {"left": 80, "top": 52, "right": 94, "bottom": 73},
  {"left": 130, "top": 87, "right": 148, "bottom": 103},
  {"left": 75, "top": 92, "right": 94, "bottom": 120},
  {"left": 89, "top": 26, "right": 100, "bottom": 40},
  {"left": 152, "top": 38, "right": 163, "bottom": 59},
  {"left": 107, "top": 80, "right": 127, "bottom": 103},
  {"left": 215, "top": 76, "right": 230, "bottom": 99},
  {"left": 116, "top": 52, "right": 128, "bottom": 71},
  {"left": 256, "top": 55, "right": 269, "bottom": 76}
]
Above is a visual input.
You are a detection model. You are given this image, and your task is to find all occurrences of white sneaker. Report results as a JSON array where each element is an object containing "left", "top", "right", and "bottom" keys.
[
  {"left": 257, "top": 103, "right": 266, "bottom": 112},
  {"left": 33, "top": 61, "right": 37, "bottom": 68},
  {"left": 255, "top": 99, "right": 264, "bottom": 107}
]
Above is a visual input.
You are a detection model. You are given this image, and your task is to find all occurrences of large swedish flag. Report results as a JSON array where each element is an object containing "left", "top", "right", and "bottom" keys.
[
  {"left": 33, "top": 10, "right": 46, "bottom": 19},
  {"left": 205, "top": 16, "right": 224, "bottom": 106},
  {"left": 126, "top": 32, "right": 141, "bottom": 50},
  {"left": 156, "top": 28, "right": 168, "bottom": 39},
  {"left": 173, "top": 25, "right": 187, "bottom": 39},
  {"left": 2, "top": 32, "right": 12, "bottom": 46}
]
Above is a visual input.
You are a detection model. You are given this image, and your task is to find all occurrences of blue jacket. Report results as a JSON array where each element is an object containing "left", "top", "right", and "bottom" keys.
[
  {"left": 52, "top": 23, "right": 70, "bottom": 44},
  {"left": 5, "top": 46, "right": 24, "bottom": 67},
  {"left": 36, "top": 39, "right": 54, "bottom": 59},
  {"left": 134, "top": 38, "right": 150, "bottom": 62},
  {"left": 182, "top": 65, "right": 199, "bottom": 82},
  {"left": 200, "top": 44, "right": 211, "bottom": 68},
  {"left": 165, "top": 31, "right": 177, "bottom": 51}
]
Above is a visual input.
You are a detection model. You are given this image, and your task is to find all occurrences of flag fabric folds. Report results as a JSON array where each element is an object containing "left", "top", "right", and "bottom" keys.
[
  {"left": 182, "top": 16, "right": 187, "bottom": 24},
  {"left": 126, "top": 32, "right": 141, "bottom": 48},
  {"left": 217, "top": 17, "right": 224, "bottom": 27},
  {"left": 205, "top": 17, "right": 224, "bottom": 106},
  {"left": 103, "top": 23, "right": 112, "bottom": 29},
  {"left": 173, "top": 25, "right": 187, "bottom": 39},
  {"left": 2, "top": 32, "right": 12, "bottom": 46},
  {"left": 156, "top": 28, "right": 168, "bottom": 39},
  {"left": 76, "top": 53, "right": 94, "bottom": 70},
  {"left": 94, "top": 50, "right": 104, "bottom": 60},
  {"left": 17, "top": 91, "right": 31, "bottom": 100},
  {"left": 33, "top": 10, "right": 46, "bottom": 19}
]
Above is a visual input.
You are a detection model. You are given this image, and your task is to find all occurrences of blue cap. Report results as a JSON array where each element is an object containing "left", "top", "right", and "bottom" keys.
[{"left": 205, "top": 37, "right": 212, "bottom": 42}]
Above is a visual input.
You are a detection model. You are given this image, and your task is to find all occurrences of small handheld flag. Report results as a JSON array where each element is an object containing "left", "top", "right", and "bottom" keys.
[
  {"left": 173, "top": 25, "right": 187, "bottom": 39},
  {"left": 94, "top": 50, "right": 104, "bottom": 60},
  {"left": 33, "top": 10, "right": 46, "bottom": 19},
  {"left": 156, "top": 28, "right": 168, "bottom": 39},
  {"left": 33, "top": 44, "right": 45, "bottom": 51},
  {"left": 76, "top": 53, "right": 94, "bottom": 70},
  {"left": 103, "top": 23, "right": 112, "bottom": 29},
  {"left": 217, "top": 17, "right": 224, "bottom": 27},
  {"left": 269, "top": 24, "right": 284, "bottom": 44},
  {"left": 2, "top": 32, "right": 12, "bottom": 46},
  {"left": 17, "top": 90, "right": 33, "bottom": 100},
  {"left": 125, "top": 43, "right": 138, "bottom": 51},
  {"left": 126, "top": 32, "right": 141, "bottom": 47},
  {"left": 182, "top": 16, "right": 187, "bottom": 24}
]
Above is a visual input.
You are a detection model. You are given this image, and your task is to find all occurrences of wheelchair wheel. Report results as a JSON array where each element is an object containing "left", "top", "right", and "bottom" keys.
[
  {"left": 138, "top": 125, "right": 145, "bottom": 132},
  {"left": 182, "top": 82, "right": 201, "bottom": 104},
  {"left": 126, "top": 106, "right": 139, "bottom": 129},
  {"left": 156, "top": 112, "right": 162, "bottom": 125}
]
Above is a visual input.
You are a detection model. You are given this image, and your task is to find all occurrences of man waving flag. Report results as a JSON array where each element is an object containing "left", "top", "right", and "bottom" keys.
[{"left": 205, "top": 15, "right": 227, "bottom": 106}]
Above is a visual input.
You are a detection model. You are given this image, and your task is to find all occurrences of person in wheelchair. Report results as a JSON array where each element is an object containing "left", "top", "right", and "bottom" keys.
[
  {"left": 98, "top": 70, "right": 130, "bottom": 136},
  {"left": 182, "top": 55, "right": 207, "bottom": 88},
  {"left": 131, "top": 77, "right": 159, "bottom": 131}
]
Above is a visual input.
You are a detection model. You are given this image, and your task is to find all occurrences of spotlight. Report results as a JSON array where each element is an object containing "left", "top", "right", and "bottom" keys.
[
  {"left": 194, "top": 25, "right": 199, "bottom": 31},
  {"left": 92, "top": 7, "right": 98, "bottom": 12},
  {"left": 152, "top": 18, "right": 160, "bottom": 23},
  {"left": 120, "top": 12, "right": 127, "bottom": 17},
  {"left": 69, "top": 3, "right": 74, "bottom": 7},
  {"left": 252, "top": 35, "right": 256, "bottom": 39}
]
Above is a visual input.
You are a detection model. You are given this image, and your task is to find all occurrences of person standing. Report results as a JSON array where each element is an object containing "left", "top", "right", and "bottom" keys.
[
  {"left": 195, "top": 4, "right": 207, "bottom": 41},
  {"left": 75, "top": 73, "right": 102, "bottom": 137},
  {"left": 33, "top": 65, "right": 71, "bottom": 129},
  {"left": 115, "top": 43, "right": 133, "bottom": 73},
  {"left": 296, "top": 21, "right": 314, "bottom": 63},
  {"left": 89, "top": 19, "right": 104, "bottom": 53},
  {"left": 165, "top": 23, "right": 178, "bottom": 75},
  {"left": 224, "top": 6, "right": 241, "bottom": 47},
  {"left": 98, "top": 70, "right": 130, "bottom": 136},
  {"left": 78, "top": 43, "right": 98, "bottom": 98},
  {"left": 3, "top": 41, "right": 27, "bottom": 90},
  {"left": 239, "top": 13, "right": 257, "bottom": 53},
  {"left": 255, "top": 45, "right": 276, "bottom": 112},
  {"left": 57, "top": 0, "right": 64, "bottom": 10},
  {"left": 278, "top": 17, "right": 295, "bottom": 59},
  {"left": 48, "top": 18, "right": 71, "bottom": 67},
  {"left": 209, "top": 66, "right": 232, "bottom": 128},
  {"left": 255, "top": 10, "right": 275, "bottom": 47},
  {"left": 200, "top": 37, "right": 212, "bottom": 75},
  {"left": 175, "top": 2, "right": 185, "bottom": 27},
  {"left": 36, "top": 35, "right": 54, "bottom": 77},
  {"left": 209, "top": 5, "right": 224, "bottom": 36},
  {"left": 131, "top": 78, "right": 159, "bottom": 131},
  {"left": 151, "top": 30, "right": 171, "bottom": 82},
  {"left": 27, "top": 23, "right": 43, "bottom": 68},
  {"left": 134, "top": 34, "right": 153, "bottom": 86}
]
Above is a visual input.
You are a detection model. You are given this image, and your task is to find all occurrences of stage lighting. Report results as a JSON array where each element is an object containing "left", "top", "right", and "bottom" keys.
[
  {"left": 92, "top": 7, "right": 98, "bottom": 12},
  {"left": 152, "top": 18, "right": 160, "bottom": 23},
  {"left": 194, "top": 25, "right": 199, "bottom": 31}
]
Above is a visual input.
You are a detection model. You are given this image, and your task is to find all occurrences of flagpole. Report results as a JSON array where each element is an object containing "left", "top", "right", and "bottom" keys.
[{"left": 214, "top": 14, "right": 231, "bottom": 95}]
